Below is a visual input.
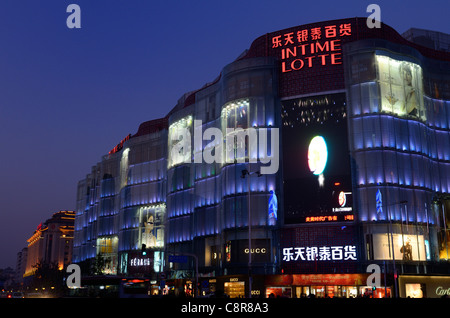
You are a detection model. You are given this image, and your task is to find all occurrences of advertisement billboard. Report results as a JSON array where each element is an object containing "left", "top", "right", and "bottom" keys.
[
  {"left": 282, "top": 93, "right": 353, "bottom": 223},
  {"left": 376, "top": 54, "right": 426, "bottom": 121},
  {"left": 372, "top": 233, "right": 427, "bottom": 261},
  {"left": 139, "top": 204, "right": 165, "bottom": 249}
]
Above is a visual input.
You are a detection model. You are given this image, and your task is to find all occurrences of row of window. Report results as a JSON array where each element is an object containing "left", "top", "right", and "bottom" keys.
[
  {"left": 351, "top": 114, "right": 450, "bottom": 160},
  {"left": 356, "top": 185, "right": 440, "bottom": 223},
  {"left": 350, "top": 83, "right": 450, "bottom": 127},
  {"left": 354, "top": 150, "right": 450, "bottom": 191},
  {"left": 127, "top": 159, "right": 166, "bottom": 185}
]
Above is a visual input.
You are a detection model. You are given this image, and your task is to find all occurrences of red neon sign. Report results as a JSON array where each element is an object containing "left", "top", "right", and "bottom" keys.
[
  {"left": 109, "top": 134, "right": 131, "bottom": 155},
  {"left": 271, "top": 23, "right": 352, "bottom": 73}
]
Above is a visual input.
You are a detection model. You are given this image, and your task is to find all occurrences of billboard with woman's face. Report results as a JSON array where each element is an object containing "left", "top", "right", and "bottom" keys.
[
  {"left": 371, "top": 233, "right": 428, "bottom": 261},
  {"left": 139, "top": 204, "right": 165, "bottom": 249},
  {"left": 377, "top": 55, "right": 426, "bottom": 121}
]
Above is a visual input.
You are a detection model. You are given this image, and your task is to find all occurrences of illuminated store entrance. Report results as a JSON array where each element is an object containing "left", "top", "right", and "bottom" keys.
[
  {"left": 265, "top": 274, "right": 391, "bottom": 298},
  {"left": 295, "top": 286, "right": 359, "bottom": 298},
  {"left": 295, "top": 286, "right": 389, "bottom": 298},
  {"left": 224, "top": 280, "right": 245, "bottom": 298},
  {"left": 266, "top": 284, "right": 390, "bottom": 298}
]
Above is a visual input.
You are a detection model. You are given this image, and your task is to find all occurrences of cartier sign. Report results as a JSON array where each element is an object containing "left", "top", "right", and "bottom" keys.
[
  {"left": 436, "top": 286, "right": 450, "bottom": 296},
  {"left": 400, "top": 275, "right": 450, "bottom": 298}
]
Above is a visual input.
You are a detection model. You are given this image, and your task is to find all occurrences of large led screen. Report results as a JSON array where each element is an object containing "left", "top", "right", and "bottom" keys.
[{"left": 282, "top": 93, "right": 353, "bottom": 223}]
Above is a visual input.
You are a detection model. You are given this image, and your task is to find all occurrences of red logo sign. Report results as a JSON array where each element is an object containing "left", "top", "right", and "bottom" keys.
[{"left": 271, "top": 23, "right": 352, "bottom": 73}]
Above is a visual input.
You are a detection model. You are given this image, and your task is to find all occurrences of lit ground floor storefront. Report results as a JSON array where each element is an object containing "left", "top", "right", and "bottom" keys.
[
  {"left": 264, "top": 274, "right": 390, "bottom": 298},
  {"left": 195, "top": 273, "right": 392, "bottom": 298},
  {"left": 68, "top": 273, "right": 450, "bottom": 298},
  {"left": 398, "top": 275, "right": 450, "bottom": 298}
]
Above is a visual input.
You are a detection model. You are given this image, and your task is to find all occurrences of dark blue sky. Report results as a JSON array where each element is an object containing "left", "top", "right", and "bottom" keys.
[{"left": 1, "top": 0, "right": 449, "bottom": 268}]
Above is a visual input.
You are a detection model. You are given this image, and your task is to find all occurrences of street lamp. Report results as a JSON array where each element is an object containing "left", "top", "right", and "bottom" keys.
[
  {"left": 241, "top": 165, "right": 262, "bottom": 298},
  {"left": 433, "top": 194, "right": 450, "bottom": 260},
  {"left": 386, "top": 200, "right": 407, "bottom": 298}
]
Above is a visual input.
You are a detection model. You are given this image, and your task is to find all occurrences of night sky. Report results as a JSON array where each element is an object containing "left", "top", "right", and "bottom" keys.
[{"left": 1, "top": 0, "right": 449, "bottom": 269}]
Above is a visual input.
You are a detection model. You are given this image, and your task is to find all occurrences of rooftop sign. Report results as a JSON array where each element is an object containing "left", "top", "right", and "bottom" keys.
[{"left": 271, "top": 23, "right": 352, "bottom": 73}]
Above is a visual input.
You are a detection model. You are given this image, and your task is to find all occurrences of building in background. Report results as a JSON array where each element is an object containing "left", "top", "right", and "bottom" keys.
[
  {"left": 15, "top": 247, "right": 27, "bottom": 288},
  {"left": 24, "top": 211, "right": 75, "bottom": 279},
  {"left": 0, "top": 267, "right": 16, "bottom": 292},
  {"left": 73, "top": 17, "right": 450, "bottom": 298}
]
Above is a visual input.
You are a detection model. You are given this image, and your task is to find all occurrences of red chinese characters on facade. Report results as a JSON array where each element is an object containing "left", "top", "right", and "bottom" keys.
[
  {"left": 306, "top": 215, "right": 338, "bottom": 223},
  {"left": 271, "top": 23, "right": 352, "bottom": 73},
  {"left": 305, "top": 214, "right": 354, "bottom": 223}
]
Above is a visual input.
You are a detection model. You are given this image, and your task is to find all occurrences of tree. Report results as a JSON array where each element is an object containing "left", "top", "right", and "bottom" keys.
[
  {"left": 30, "top": 260, "right": 65, "bottom": 296},
  {"left": 92, "top": 253, "right": 106, "bottom": 275}
]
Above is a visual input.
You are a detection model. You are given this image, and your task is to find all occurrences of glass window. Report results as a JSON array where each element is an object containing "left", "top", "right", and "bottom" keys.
[
  {"left": 266, "top": 287, "right": 291, "bottom": 298},
  {"left": 295, "top": 286, "right": 310, "bottom": 298},
  {"left": 405, "top": 283, "right": 424, "bottom": 298},
  {"left": 132, "top": 204, "right": 166, "bottom": 249},
  {"left": 341, "top": 286, "right": 358, "bottom": 298},
  {"left": 383, "top": 150, "right": 397, "bottom": 184},
  {"left": 224, "top": 281, "right": 245, "bottom": 298},
  {"left": 376, "top": 54, "right": 425, "bottom": 121},
  {"left": 221, "top": 100, "right": 250, "bottom": 163},
  {"left": 310, "top": 286, "right": 325, "bottom": 297},
  {"left": 168, "top": 116, "right": 193, "bottom": 168},
  {"left": 351, "top": 117, "right": 364, "bottom": 150},
  {"left": 350, "top": 84, "right": 362, "bottom": 116}
]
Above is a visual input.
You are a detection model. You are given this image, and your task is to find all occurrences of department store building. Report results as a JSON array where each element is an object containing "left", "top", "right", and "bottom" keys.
[{"left": 73, "top": 17, "right": 450, "bottom": 298}]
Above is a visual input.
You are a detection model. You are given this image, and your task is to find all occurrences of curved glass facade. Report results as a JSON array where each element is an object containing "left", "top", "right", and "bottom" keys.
[
  {"left": 345, "top": 39, "right": 450, "bottom": 263},
  {"left": 73, "top": 129, "right": 167, "bottom": 275},
  {"left": 73, "top": 18, "right": 450, "bottom": 286},
  {"left": 165, "top": 57, "right": 281, "bottom": 275}
]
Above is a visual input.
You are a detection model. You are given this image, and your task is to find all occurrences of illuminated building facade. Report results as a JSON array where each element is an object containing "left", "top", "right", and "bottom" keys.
[
  {"left": 344, "top": 35, "right": 450, "bottom": 266},
  {"left": 15, "top": 247, "right": 28, "bottom": 286},
  {"left": 73, "top": 18, "right": 450, "bottom": 297},
  {"left": 267, "top": 17, "right": 449, "bottom": 297},
  {"left": 73, "top": 119, "right": 167, "bottom": 276},
  {"left": 165, "top": 56, "right": 280, "bottom": 281},
  {"left": 24, "top": 211, "right": 75, "bottom": 278}
]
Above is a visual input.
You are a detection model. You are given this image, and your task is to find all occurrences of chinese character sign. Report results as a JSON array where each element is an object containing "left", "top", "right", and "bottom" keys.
[
  {"left": 282, "top": 245, "right": 357, "bottom": 262},
  {"left": 271, "top": 23, "right": 352, "bottom": 73}
]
